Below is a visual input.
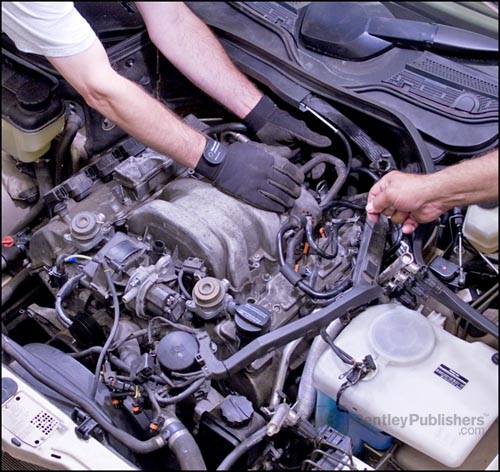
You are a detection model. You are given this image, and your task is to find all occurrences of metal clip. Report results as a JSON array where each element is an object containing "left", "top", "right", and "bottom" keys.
[{"left": 377, "top": 243, "right": 414, "bottom": 285}]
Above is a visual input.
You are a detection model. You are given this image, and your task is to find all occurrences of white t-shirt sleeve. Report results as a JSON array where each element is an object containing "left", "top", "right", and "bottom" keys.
[{"left": 1, "top": 2, "right": 97, "bottom": 57}]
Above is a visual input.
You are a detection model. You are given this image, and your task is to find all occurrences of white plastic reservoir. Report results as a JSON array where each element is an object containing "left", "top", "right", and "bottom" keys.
[
  {"left": 312, "top": 303, "right": 498, "bottom": 468},
  {"left": 463, "top": 204, "right": 498, "bottom": 254}
]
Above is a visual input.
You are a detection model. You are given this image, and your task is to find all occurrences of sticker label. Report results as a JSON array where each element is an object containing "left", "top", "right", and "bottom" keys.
[{"left": 434, "top": 364, "right": 469, "bottom": 390}]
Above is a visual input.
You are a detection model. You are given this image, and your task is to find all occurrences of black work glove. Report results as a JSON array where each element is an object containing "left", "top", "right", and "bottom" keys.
[
  {"left": 244, "top": 95, "right": 331, "bottom": 148},
  {"left": 195, "top": 139, "right": 304, "bottom": 213}
]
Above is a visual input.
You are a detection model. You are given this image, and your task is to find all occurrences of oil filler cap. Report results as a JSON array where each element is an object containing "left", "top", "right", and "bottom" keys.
[{"left": 234, "top": 303, "right": 271, "bottom": 340}]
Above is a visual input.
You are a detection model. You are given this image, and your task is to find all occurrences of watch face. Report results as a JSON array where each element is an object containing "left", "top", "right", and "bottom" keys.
[{"left": 204, "top": 139, "right": 226, "bottom": 164}]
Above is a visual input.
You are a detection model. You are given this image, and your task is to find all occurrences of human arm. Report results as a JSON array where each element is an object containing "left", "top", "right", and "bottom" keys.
[
  {"left": 135, "top": 2, "right": 330, "bottom": 147},
  {"left": 135, "top": 1, "right": 261, "bottom": 118},
  {"left": 366, "top": 150, "right": 499, "bottom": 234},
  {"left": 48, "top": 39, "right": 206, "bottom": 168},
  {"left": 48, "top": 40, "right": 303, "bottom": 212}
]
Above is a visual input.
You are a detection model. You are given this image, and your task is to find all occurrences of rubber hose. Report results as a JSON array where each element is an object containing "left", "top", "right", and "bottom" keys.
[
  {"left": 8, "top": 199, "right": 45, "bottom": 235},
  {"left": 165, "top": 417, "right": 207, "bottom": 470},
  {"left": 2, "top": 335, "right": 167, "bottom": 454},
  {"left": 217, "top": 425, "right": 268, "bottom": 471},
  {"left": 69, "top": 347, "right": 130, "bottom": 373},
  {"left": 9, "top": 160, "right": 54, "bottom": 235},
  {"left": 55, "top": 111, "right": 83, "bottom": 185},
  {"left": 1, "top": 268, "right": 31, "bottom": 308},
  {"left": 203, "top": 122, "right": 248, "bottom": 137},
  {"left": 295, "top": 319, "right": 342, "bottom": 420},
  {"left": 300, "top": 153, "right": 347, "bottom": 209},
  {"left": 114, "top": 319, "right": 142, "bottom": 367},
  {"left": 154, "top": 377, "right": 205, "bottom": 406},
  {"left": 55, "top": 273, "right": 84, "bottom": 328},
  {"left": 90, "top": 265, "right": 121, "bottom": 400}
]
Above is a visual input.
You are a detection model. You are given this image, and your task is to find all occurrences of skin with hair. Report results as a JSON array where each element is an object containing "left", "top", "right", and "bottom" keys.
[
  {"left": 366, "top": 150, "right": 498, "bottom": 234},
  {"left": 47, "top": 2, "right": 263, "bottom": 169}
]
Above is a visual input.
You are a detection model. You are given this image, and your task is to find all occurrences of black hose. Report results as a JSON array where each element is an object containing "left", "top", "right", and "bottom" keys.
[
  {"left": 305, "top": 218, "right": 337, "bottom": 260},
  {"left": 2, "top": 334, "right": 168, "bottom": 453},
  {"left": 54, "top": 110, "right": 84, "bottom": 185},
  {"left": 350, "top": 167, "right": 380, "bottom": 182},
  {"left": 285, "top": 229, "right": 305, "bottom": 267},
  {"left": 1, "top": 268, "right": 31, "bottom": 308},
  {"left": 147, "top": 316, "right": 199, "bottom": 345},
  {"left": 335, "top": 129, "right": 352, "bottom": 175},
  {"left": 8, "top": 160, "right": 54, "bottom": 235},
  {"left": 90, "top": 263, "right": 121, "bottom": 400},
  {"left": 55, "top": 253, "right": 71, "bottom": 272},
  {"left": 278, "top": 218, "right": 352, "bottom": 300},
  {"left": 203, "top": 122, "right": 248, "bottom": 137},
  {"left": 144, "top": 384, "right": 162, "bottom": 419},
  {"left": 297, "top": 277, "right": 352, "bottom": 301},
  {"left": 55, "top": 273, "right": 84, "bottom": 328},
  {"left": 8, "top": 199, "right": 45, "bottom": 235},
  {"left": 154, "top": 377, "right": 205, "bottom": 405},
  {"left": 386, "top": 222, "right": 403, "bottom": 257},
  {"left": 277, "top": 217, "right": 306, "bottom": 287},
  {"left": 217, "top": 425, "right": 268, "bottom": 471},
  {"left": 165, "top": 416, "right": 207, "bottom": 470},
  {"left": 300, "top": 153, "right": 348, "bottom": 209},
  {"left": 69, "top": 347, "right": 131, "bottom": 373}
]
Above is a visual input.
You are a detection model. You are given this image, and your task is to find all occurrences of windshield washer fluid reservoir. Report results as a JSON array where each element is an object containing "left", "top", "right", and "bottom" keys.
[
  {"left": 312, "top": 303, "right": 498, "bottom": 468},
  {"left": 463, "top": 203, "right": 498, "bottom": 254}
]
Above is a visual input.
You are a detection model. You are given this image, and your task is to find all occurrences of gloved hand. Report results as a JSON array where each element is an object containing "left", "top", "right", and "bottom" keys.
[
  {"left": 195, "top": 139, "right": 304, "bottom": 213},
  {"left": 244, "top": 95, "right": 331, "bottom": 148}
]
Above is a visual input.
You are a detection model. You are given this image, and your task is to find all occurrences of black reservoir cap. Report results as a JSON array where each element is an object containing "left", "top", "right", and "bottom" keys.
[{"left": 234, "top": 303, "right": 271, "bottom": 340}]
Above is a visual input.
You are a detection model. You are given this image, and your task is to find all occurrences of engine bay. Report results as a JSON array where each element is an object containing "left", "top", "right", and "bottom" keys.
[{"left": 1, "top": 4, "right": 498, "bottom": 470}]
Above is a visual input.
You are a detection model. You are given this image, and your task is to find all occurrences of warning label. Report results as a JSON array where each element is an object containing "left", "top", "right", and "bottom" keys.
[{"left": 434, "top": 364, "right": 469, "bottom": 390}]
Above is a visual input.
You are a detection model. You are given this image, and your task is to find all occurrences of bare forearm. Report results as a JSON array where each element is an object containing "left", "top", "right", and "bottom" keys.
[
  {"left": 428, "top": 150, "right": 498, "bottom": 211},
  {"left": 48, "top": 42, "right": 205, "bottom": 168},
  {"left": 85, "top": 75, "right": 205, "bottom": 168},
  {"left": 136, "top": 2, "right": 262, "bottom": 118}
]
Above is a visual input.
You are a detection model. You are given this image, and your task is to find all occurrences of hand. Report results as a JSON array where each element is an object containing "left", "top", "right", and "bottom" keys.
[
  {"left": 366, "top": 170, "right": 445, "bottom": 234},
  {"left": 244, "top": 96, "right": 331, "bottom": 148},
  {"left": 195, "top": 139, "right": 304, "bottom": 213}
]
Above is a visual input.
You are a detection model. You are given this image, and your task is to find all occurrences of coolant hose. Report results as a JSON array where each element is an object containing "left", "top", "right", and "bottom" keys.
[
  {"left": 8, "top": 199, "right": 45, "bottom": 236},
  {"left": 8, "top": 160, "right": 54, "bottom": 235},
  {"left": 2, "top": 334, "right": 168, "bottom": 454},
  {"left": 55, "top": 109, "right": 84, "bottom": 185},
  {"left": 1, "top": 268, "right": 31, "bottom": 308},
  {"left": 164, "top": 416, "right": 207, "bottom": 470},
  {"left": 300, "top": 153, "right": 347, "bottom": 209},
  {"left": 270, "top": 338, "right": 303, "bottom": 409},
  {"left": 114, "top": 319, "right": 142, "bottom": 367},
  {"left": 295, "top": 318, "right": 343, "bottom": 420},
  {"left": 217, "top": 425, "right": 268, "bottom": 471}
]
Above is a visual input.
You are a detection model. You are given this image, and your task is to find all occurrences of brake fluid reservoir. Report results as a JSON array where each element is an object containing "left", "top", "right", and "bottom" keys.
[
  {"left": 2, "top": 58, "right": 64, "bottom": 162},
  {"left": 463, "top": 203, "right": 498, "bottom": 254},
  {"left": 312, "top": 303, "right": 498, "bottom": 468}
]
